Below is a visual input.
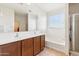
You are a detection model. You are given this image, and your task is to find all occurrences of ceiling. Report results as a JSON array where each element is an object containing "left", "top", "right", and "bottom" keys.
[
  {"left": 0, "top": 3, "right": 65, "bottom": 14},
  {"left": 0, "top": 3, "right": 28, "bottom": 14},
  {"left": 34, "top": 3, "right": 66, "bottom": 12}
]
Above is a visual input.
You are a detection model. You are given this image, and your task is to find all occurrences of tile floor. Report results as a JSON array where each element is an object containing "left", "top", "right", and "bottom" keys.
[{"left": 37, "top": 47, "right": 66, "bottom": 56}]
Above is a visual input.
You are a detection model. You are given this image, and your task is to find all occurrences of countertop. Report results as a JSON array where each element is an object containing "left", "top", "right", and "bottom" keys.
[{"left": 0, "top": 31, "right": 45, "bottom": 45}]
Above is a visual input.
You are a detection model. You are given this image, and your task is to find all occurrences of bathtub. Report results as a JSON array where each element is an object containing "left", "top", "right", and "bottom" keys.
[
  {"left": 45, "top": 28, "right": 65, "bottom": 53},
  {"left": 45, "top": 39, "right": 65, "bottom": 53}
]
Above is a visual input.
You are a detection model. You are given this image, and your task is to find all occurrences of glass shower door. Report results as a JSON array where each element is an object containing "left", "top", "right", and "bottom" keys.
[{"left": 72, "top": 14, "right": 79, "bottom": 52}]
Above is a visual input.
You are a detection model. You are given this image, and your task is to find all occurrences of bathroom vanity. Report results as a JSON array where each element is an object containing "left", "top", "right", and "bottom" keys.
[{"left": 0, "top": 31, "right": 45, "bottom": 56}]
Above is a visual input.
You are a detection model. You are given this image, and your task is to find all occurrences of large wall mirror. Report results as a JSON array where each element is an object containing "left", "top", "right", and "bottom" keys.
[{"left": 0, "top": 4, "right": 38, "bottom": 33}]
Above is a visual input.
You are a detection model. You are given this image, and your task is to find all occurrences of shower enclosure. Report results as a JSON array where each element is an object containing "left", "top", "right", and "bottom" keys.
[{"left": 70, "top": 14, "right": 79, "bottom": 55}]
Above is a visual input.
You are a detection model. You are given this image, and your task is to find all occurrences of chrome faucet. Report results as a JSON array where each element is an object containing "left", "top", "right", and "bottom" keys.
[{"left": 15, "top": 33, "right": 19, "bottom": 38}]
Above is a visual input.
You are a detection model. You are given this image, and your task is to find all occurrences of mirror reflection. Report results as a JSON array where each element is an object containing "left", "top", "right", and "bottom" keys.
[
  {"left": 14, "top": 13, "right": 28, "bottom": 32},
  {"left": 0, "top": 3, "right": 40, "bottom": 32}
]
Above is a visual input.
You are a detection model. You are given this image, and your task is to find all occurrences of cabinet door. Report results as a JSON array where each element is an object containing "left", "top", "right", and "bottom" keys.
[
  {"left": 22, "top": 38, "right": 33, "bottom": 56},
  {"left": 0, "top": 41, "right": 21, "bottom": 56},
  {"left": 0, "top": 46, "right": 2, "bottom": 56},
  {"left": 34, "top": 36, "right": 41, "bottom": 55},
  {"left": 41, "top": 35, "right": 45, "bottom": 51}
]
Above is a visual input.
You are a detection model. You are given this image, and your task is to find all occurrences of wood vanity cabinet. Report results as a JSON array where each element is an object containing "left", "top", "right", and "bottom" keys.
[
  {"left": 33, "top": 36, "right": 41, "bottom": 55},
  {"left": 0, "top": 46, "right": 2, "bottom": 56},
  {"left": 0, "top": 41, "right": 21, "bottom": 56},
  {"left": 22, "top": 38, "right": 33, "bottom": 56},
  {"left": 40, "top": 35, "right": 45, "bottom": 51},
  {"left": 0, "top": 35, "right": 45, "bottom": 56},
  {"left": 21, "top": 35, "right": 45, "bottom": 56}
]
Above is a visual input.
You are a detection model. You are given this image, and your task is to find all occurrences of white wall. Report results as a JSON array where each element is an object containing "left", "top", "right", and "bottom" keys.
[
  {"left": 46, "top": 5, "right": 66, "bottom": 43},
  {"left": 46, "top": 4, "right": 69, "bottom": 54},
  {"left": 37, "top": 14, "right": 47, "bottom": 32},
  {"left": 0, "top": 6, "right": 14, "bottom": 32},
  {"left": 46, "top": 28, "right": 65, "bottom": 43}
]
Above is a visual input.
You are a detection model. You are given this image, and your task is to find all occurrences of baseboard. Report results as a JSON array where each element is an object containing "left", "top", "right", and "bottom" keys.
[
  {"left": 45, "top": 41, "right": 65, "bottom": 53},
  {"left": 70, "top": 51, "right": 79, "bottom": 56},
  {"left": 46, "top": 46, "right": 66, "bottom": 55}
]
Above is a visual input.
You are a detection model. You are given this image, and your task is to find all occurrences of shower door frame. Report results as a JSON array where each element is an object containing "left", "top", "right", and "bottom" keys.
[{"left": 72, "top": 14, "right": 79, "bottom": 51}]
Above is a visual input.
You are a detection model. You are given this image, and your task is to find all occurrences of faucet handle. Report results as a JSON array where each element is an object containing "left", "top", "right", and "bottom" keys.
[{"left": 34, "top": 31, "right": 36, "bottom": 34}]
